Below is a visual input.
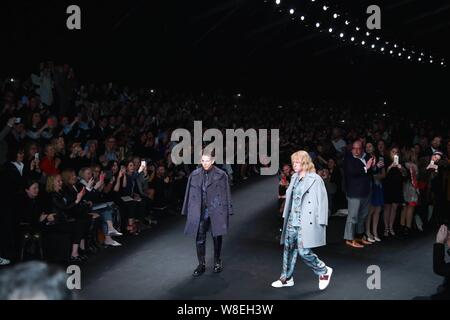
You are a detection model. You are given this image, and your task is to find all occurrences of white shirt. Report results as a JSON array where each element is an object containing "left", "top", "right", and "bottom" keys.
[
  {"left": 12, "top": 161, "right": 24, "bottom": 176},
  {"left": 353, "top": 153, "right": 368, "bottom": 173}
]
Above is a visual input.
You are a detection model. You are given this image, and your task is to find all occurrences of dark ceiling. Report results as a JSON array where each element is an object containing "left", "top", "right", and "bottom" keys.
[{"left": 1, "top": 0, "right": 449, "bottom": 105}]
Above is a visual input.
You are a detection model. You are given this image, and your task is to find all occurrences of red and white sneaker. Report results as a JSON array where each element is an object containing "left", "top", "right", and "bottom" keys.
[
  {"left": 271, "top": 278, "right": 294, "bottom": 288},
  {"left": 319, "top": 267, "right": 333, "bottom": 290}
]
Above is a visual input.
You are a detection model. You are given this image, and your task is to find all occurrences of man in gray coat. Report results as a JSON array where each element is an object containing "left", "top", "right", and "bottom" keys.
[
  {"left": 181, "top": 151, "right": 233, "bottom": 277},
  {"left": 272, "top": 151, "right": 333, "bottom": 290}
]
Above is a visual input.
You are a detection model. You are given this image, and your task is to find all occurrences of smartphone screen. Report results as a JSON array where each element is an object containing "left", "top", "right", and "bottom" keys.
[
  {"left": 393, "top": 155, "right": 399, "bottom": 165},
  {"left": 141, "top": 160, "right": 146, "bottom": 167},
  {"left": 35, "top": 153, "right": 39, "bottom": 160}
]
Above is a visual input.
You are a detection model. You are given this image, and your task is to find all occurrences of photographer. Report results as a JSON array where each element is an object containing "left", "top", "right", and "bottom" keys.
[{"left": 432, "top": 225, "right": 450, "bottom": 299}]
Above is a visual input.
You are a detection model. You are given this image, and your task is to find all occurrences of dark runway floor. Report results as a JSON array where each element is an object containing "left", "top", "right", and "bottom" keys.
[{"left": 80, "top": 176, "right": 443, "bottom": 300}]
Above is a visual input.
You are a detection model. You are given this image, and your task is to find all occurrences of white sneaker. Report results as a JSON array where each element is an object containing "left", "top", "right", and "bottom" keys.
[
  {"left": 271, "top": 278, "right": 294, "bottom": 288},
  {"left": 107, "top": 228, "right": 123, "bottom": 237},
  {"left": 374, "top": 236, "right": 381, "bottom": 242},
  {"left": 104, "top": 239, "right": 122, "bottom": 247},
  {"left": 0, "top": 257, "right": 11, "bottom": 266},
  {"left": 319, "top": 266, "right": 333, "bottom": 290}
]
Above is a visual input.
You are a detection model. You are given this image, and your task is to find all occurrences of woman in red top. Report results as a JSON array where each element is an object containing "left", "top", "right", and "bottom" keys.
[{"left": 40, "top": 144, "right": 61, "bottom": 176}]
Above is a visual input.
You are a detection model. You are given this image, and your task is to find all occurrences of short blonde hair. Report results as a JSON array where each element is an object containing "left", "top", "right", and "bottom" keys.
[
  {"left": 46, "top": 174, "right": 61, "bottom": 193},
  {"left": 291, "top": 150, "right": 316, "bottom": 173}
]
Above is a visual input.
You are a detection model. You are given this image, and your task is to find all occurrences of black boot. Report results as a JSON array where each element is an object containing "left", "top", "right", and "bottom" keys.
[
  {"left": 213, "top": 236, "right": 223, "bottom": 273},
  {"left": 193, "top": 264, "right": 206, "bottom": 277},
  {"left": 213, "top": 260, "right": 223, "bottom": 273}
]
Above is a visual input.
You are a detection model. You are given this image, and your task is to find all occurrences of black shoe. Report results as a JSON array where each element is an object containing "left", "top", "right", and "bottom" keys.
[
  {"left": 213, "top": 261, "right": 223, "bottom": 273},
  {"left": 78, "top": 253, "right": 89, "bottom": 261},
  {"left": 68, "top": 256, "right": 82, "bottom": 263},
  {"left": 193, "top": 264, "right": 206, "bottom": 277}
]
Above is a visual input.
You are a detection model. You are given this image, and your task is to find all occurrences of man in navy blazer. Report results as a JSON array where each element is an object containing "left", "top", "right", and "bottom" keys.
[{"left": 343, "top": 140, "right": 376, "bottom": 248}]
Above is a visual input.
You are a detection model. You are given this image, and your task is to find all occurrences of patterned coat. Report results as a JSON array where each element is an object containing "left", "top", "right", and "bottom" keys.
[{"left": 181, "top": 166, "right": 233, "bottom": 237}]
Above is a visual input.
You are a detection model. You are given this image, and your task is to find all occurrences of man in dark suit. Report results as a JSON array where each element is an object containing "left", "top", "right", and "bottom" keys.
[
  {"left": 181, "top": 151, "right": 233, "bottom": 277},
  {"left": 343, "top": 140, "right": 376, "bottom": 248}
]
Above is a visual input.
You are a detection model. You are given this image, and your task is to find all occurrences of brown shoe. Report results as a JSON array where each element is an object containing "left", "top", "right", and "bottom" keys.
[
  {"left": 357, "top": 238, "right": 373, "bottom": 245},
  {"left": 346, "top": 240, "right": 364, "bottom": 248}
]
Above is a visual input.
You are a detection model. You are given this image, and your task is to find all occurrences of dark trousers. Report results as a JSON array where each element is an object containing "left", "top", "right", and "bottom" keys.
[
  {"left": 41, "top": 220, "right": 87, "bottom": 245},
  {"left": 196, "top": 214, "right": 222, "bottom": 265}
]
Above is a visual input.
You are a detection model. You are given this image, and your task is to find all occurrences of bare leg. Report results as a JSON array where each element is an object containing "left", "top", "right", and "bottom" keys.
[
  {"left": 383, "top": 204, "right": 391, "bottom": 235},
  {"left": 406, "top": 206, "right": 415, "bottom": 228},
  {"left": 71, "top": 244, "right": 79, "bottom": 257},
  {"left": 372, "top": 207, "right": 381, "bottom": 238},
  {"left": 400, "top": 206, "right": 407, "bottom": 227},
  {"left": 107, "top": 220, "right": 115, "bottom": 232},
  {"left": 389, "top": 203, "right": 398, "bottom": 233}
]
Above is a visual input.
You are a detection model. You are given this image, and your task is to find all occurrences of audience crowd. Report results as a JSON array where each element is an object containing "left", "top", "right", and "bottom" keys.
[{"left": 1, "top": 62, "right": 450, "bottom": 274}]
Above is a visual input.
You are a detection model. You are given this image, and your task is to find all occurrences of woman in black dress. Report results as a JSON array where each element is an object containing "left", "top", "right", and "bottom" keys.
[{"left": 383, "top": 147, "right": 407, "bottom": 237}]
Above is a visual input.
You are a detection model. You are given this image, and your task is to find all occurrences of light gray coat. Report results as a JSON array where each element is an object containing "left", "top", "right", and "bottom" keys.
[{"left": 280, "top": 172, "right": 328, "bottom": 249}]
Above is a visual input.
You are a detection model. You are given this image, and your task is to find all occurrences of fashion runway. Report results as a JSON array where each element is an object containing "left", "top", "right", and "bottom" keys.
[{"left": 80, "top": 176, "right": 442, "bottom": 300}]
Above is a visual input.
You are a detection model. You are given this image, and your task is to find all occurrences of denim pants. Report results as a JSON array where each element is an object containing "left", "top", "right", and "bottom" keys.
[
  {"left": 94, "top": 208, "right": 113, "bottom": 235},
  {"left": 281, "top": 224, "right": 327, "bottom": 280}
]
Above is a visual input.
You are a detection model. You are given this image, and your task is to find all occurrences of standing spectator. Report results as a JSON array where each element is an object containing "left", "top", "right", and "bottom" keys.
[
  {"left": 278, "top": 164, "right": 292, "bottom": 215},
  {"left": 383, "top": 147, "right": 406, "bottom": 237},
  {"left": 318, "top": 168, "right": 337, "bottom": 216},
  {"left": 331, "top": 128, "right": 346, "bottom": 157},
  {"left": 343, "top": 140, "right": 376, "bottom": 248},
  {"left": 400, "top": 149, "right": 420, "bottom": 235},
  {"left": 365, "top": 142, "right": 385, "bottom": 242}
]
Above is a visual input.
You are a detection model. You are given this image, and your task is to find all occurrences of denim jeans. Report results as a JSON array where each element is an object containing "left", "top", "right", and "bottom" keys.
[
  {"left": 94, "top": 208, "right": 113, "bottom": 235},
  {"left": 281, "top": 224, "right": 327, "bottom": 280}
]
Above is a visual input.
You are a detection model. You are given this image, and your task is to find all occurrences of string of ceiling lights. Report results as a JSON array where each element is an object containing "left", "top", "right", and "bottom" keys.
[{"left": 265, "top": 0, "right": 446, "bottom": 68}]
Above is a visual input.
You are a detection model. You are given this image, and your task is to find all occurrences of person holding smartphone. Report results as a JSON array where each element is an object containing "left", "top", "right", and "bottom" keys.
[{"left": 383, "top": 147, "right": 407, "bottom": 237}]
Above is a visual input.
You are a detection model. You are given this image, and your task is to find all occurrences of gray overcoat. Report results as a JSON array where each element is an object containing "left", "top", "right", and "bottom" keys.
[{"left": 280, "top": 172, "right": 328, "bottom": 249}]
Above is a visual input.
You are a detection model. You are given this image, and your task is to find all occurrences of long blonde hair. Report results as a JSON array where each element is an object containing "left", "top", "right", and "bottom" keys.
[
  {"left": 291, "top": 150, "right": 316, "bottom": 173},
  {"left": 46, "top": 174, "right": 61, "bottom": 193}
]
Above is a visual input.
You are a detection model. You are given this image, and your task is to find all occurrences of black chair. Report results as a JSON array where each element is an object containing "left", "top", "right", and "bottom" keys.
[{"left": 19, "top": 223, "right": 43, "bottom": 261}]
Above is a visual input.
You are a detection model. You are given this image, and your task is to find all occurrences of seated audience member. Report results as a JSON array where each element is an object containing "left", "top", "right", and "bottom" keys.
[
  {"left": 40, "top": 144, "right": 61, "bottom": 176},
  {"left": 432, "top": 224, "right": 450, "bottom": 300},
  {"left": 23, "top": 141, "right": 42, "bottom": 181},
  {"left": 114, "top": 160, "right": 146, "bottom": 235},
  {"left": 102, "top": 137, "right": 119, "bottom": 163},
  {"left": 52, "top": 136, "right": 66, "bottom": 159},
  {"left": 148, "top": 164, "right": 171, "bottom": 210},
  {"left": 61, "top": 141, "right": 90, "bottom": 173},
  {"left": 3, "top": 146, "right": 28, "bottom": 198},
  {"left": 85, "top": 140, "right": 99, "bottom": 165},
  {"left": 102, "top": 160, "right": 120, "bottom": 200},
  {"left": 0, "top": 261, "right": 74, "bottom": 300},
  {"left": 45, "top": 174, "right": 89, "bottom": 262},
  {"left": 78, "top": 167, "right": 122, "bottom": 246}
]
